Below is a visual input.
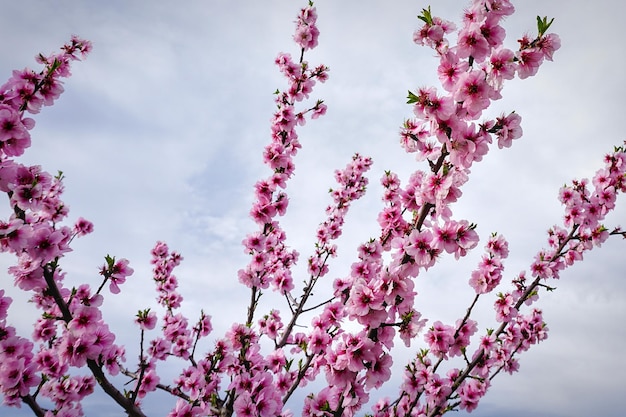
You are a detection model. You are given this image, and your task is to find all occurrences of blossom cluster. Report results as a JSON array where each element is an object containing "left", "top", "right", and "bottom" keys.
[
  {"left": 355, "top": 1, "right": 563, "bottom": 414},
  {"left": 239, "top": 5, "right": 328, "bottom": 296},
  {"left": 0, "top": 37, "right": 151, "bottom": 417}
]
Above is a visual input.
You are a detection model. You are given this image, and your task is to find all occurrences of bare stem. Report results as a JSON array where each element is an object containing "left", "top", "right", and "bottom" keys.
[
  {"left": 21, "top": 394, "right": 46, "bottom": 417},
  {"left": 246, "top": 286, "right": 260, "bottom": 327}
]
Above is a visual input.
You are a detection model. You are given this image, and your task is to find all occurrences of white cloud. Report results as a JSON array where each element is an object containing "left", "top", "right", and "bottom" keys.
[{"left": 0, "top": 1, "right": 624, "bottom": 416}]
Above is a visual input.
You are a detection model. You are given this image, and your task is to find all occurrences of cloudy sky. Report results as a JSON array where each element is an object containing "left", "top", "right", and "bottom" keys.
[{"left": 0, "top": 1, "right": 624, "bottom": 416}]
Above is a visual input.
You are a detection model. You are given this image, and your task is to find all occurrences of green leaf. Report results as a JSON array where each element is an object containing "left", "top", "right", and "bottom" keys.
[
  {"left": 536, "top": 15, "right": 555, "bottom": 37},
  {"left": 104, "top": 254, "right": 116, "bottom": 268},
  {"left": 417, "top": 6, "right": 433, "bottom": 25},
  {"left": 407, "top": 90, "right": 420, "bottom": 104}
]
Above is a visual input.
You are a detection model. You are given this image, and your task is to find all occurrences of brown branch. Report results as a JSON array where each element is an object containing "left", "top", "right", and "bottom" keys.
[
  {"left": 426, "top": 225, "right": 580, "bottom": 417},
  {"left": 281, "top": 352, "right": 316, "bottom": 405},
  {"left": 277, "top": 251, "right": 331, "bottom": 349},
  {"left": 21, "top": 394, "right": 46, "bottom": 417},
  {"left": 43, "top": 263, "right": 148, "bottom": 417}
]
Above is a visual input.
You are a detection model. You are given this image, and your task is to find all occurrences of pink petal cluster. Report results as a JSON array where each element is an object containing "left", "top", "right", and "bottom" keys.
[
  {"left": 293, "top": 5, "right": 320, "bottom": 51},
  {"left": 240, "top": 8, "right": 328, "bottom": 295},
  {"left": 0, "top": 37, "right": 136, "bottom": 417}
]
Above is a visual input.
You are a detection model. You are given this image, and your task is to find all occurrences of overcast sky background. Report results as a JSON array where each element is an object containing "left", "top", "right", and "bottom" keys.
[{"left": 0, "top": 1, "right": 624, "bottom": 416}]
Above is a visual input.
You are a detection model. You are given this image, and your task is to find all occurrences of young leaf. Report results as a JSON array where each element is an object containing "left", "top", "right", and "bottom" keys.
[
  {"left": 536, "top": 15, "right": 555, "bottom": 37},
  {"left": 417, "top": 6, "right": 433, "bottom": 25}
]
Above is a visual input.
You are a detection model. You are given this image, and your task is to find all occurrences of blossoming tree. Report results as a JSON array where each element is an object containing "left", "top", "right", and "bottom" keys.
[{"left": 0, "top": 1, "right": 624, "bottom": 416}]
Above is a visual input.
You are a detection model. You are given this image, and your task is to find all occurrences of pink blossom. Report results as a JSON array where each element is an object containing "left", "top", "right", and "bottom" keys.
[
  {"left": 0, "top": 357, "right": 40, "bottom": 398},
  {"left": 494, "top": 292, "right": 517, "bottom": 322},
  {"left": 148, "top": 337, "right": 171, "bottom": 361},
  {"left": 332, "top": 332, "right": 376, "bottom": 374},
  {"left": 480, "top": 17, "right": 505, "bottom": 47},
  {"left": 35, "top": 349, "right": 67, "bottom": 378},
  {"left": 303, "top": 387, "right": 335, "bottom": 417},
  {"left": 438, "top": 51, "right": 469, "bottom": 92},
  {"left": 459, "top": 378, "right": 488, "bottom": 412},
  {"left": 311, "top": 102, "right": 327, "bottom": 119},
  {"left": 91, "top": 324, "right": 116, "bottom": 357},
  {"left": 72, "top": 217, "right": 93, "bottom": 236},
  {"left": 10, "top": 260, "right": 45, "bottom": 290},
  {"left": 101, "top": 257, "right": 133, "bottom": 294},
  {"left": 167, "top": 399, "right": 202, "bottom": 417},
  {"left": 136, "top": 369, "right": 160, "bottom": 399},
  {"left": 456, "top": 23, "right": 490, "bottom": 62},
  {"left": 293, "top": 6, "right": 320, "bottom": 50},
  {"left": 59, "top": 332, "right": 100, "bottom": 367},
  {"left": 454, "top": 70, "right": 491, "bottom": 118},
  {"left": 194, "top": 311, "right": 212, "bottom": 337},
  {"left": 258, "top": 309, "right": 283, "bottom": 340},
  {"left": 447, "top": 319, "right": 477, "bottom": 358},
  {"left": 0, "top": 104, "right": 33, "bottom": 157},
  {"left": 424, "top": 372, "right": 451, "bottom": 409},
  {"left": 424, "top": 321, "right": 455, "bottom": 358},
  {"left": 308, "top": 327, "right": 332, "bottom": 355},
  {"left": 494, "top": 111, "right": 522, "bottom": 148},
  {"left": 469, "top": 255, "right": 503, "bottom": 294},
  {"left": 484, "top": 0, "right": 515, "bottom": 17},
  {"left": 28, "top": 224, "right": 68, "bottom": 263},
  {"left": 413, "top": 15, "right": 456, "bottom": 52},
  {"left": 67, "top": 305, "right": 102, "bottom": 335},
  {"left": 412, "top": 87, "right": 454, "bottom": 121},
  {"left": 72, "top": 284, "right": 102, "bottom": 307},
  {"left": 486, "top": 233, "right": 509, "bottom": 258},
  {"left": 536, "top": 33, "right": 561, "bottom": 61},
  {"left": 0, "top": 335, "right": 34, "bottom": 361},
  {"left": 516, "top": 48, "right": 543, "bottom": 79},
  {"left": 275, "top": 52, "right": 301, "bottom": 79},
  {"left": 347, "top": 279, "right": 383, "bottom": 318},
  {"left": 485, "top": 48, "right": 515, "bottom": 90},
  {"left": 135, "top": 309, "right": 157, "bottom": 331},
  {"left": 452, "top": 220, "right": 479, "bottom": 256},
  {"left": 364, "top": 353, "right": 393, "bottom": 390},
  {"left": 0, "top": 290, "right": 11, "bottom": 320},
  {"left": 405, "top": 229, "right": 437, "bottom": 268}
]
